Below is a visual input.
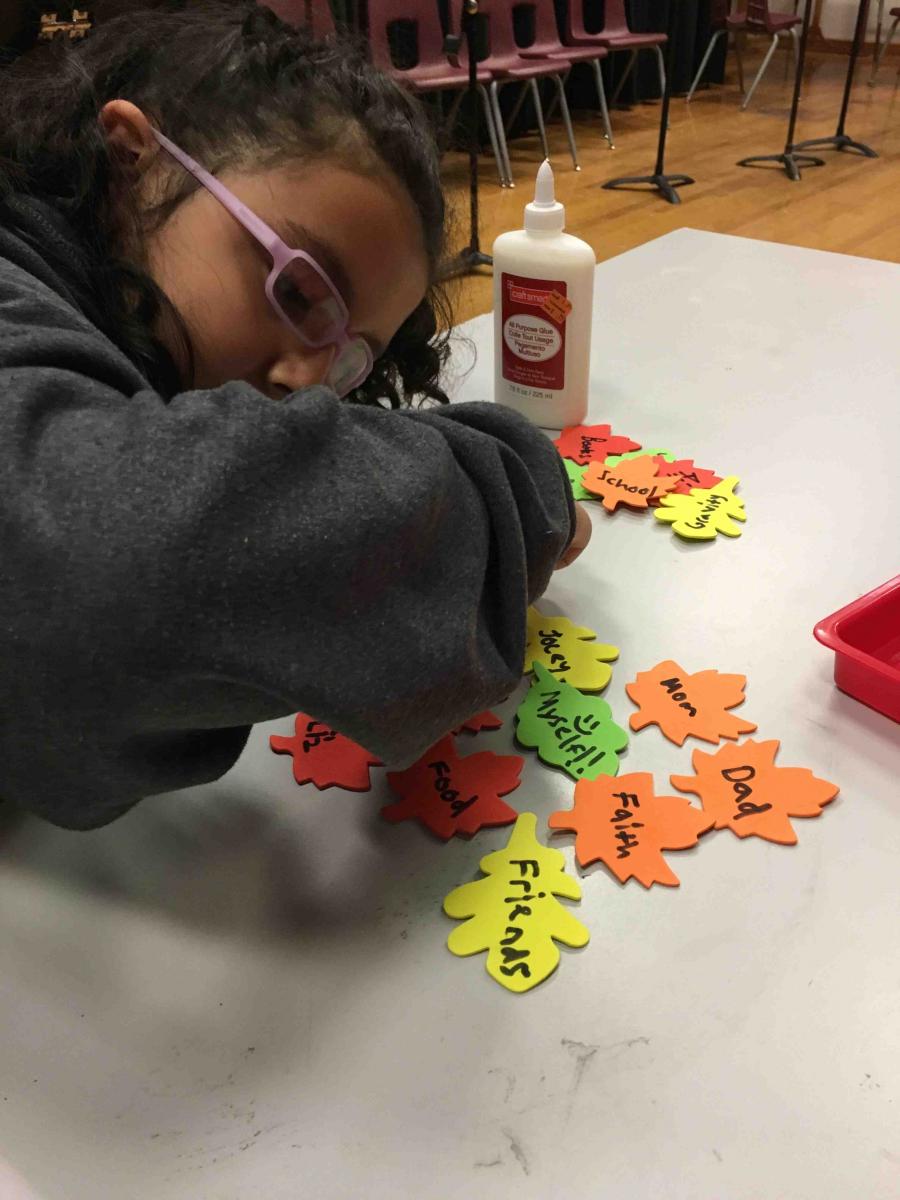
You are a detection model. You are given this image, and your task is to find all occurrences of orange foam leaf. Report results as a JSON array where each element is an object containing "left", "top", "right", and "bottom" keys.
[
  {"left": 582, "top": 455, "right": 681, "bottom": 513},
  {"left": 626, "top": 659, "right": 758, "bottom": 746}
]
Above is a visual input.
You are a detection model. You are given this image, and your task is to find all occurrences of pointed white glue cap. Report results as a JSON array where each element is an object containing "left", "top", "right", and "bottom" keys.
[{"left": 524, "top": 159, "right": 565, "bottom": 233}]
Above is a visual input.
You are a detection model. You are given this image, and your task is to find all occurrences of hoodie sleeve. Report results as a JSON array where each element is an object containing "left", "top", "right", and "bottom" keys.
[{"left": 0, "top": 253, "right": 574, "bottom": 828}]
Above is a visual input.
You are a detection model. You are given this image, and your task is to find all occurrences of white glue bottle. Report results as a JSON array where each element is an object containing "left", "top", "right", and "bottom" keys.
[{"left": 493, "top": 160, "right": 595, "bottom": 429}]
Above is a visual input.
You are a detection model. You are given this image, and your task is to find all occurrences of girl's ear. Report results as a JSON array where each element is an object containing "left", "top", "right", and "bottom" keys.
[{"left": 99, "top": 99, "right": 160, "bottom": 175}]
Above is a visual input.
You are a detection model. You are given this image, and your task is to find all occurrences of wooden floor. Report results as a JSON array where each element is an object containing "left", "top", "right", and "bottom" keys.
[{"left": 442, "top": 51, "right": 900, "bottom": 323}]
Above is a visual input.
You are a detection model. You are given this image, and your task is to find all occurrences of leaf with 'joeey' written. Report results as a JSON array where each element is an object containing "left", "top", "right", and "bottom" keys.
[
  {"left": 443, "top": 812, "right": 589, "bottom": 993},
  {"left": 270, "top": 715, "right": 381, "bottom": 791},
  {"left": 626, "top": 660, "right": 757, "bottom": 746},
  {"left": 525, "top": 608, "right": 619, "bottom": 691},
  {"left": 554, "top": 424, "right": 641, "bottom": 465},
  {"left": 382, "top": 735, "right": 521, "bottom": 840},
  {"left": 670, "top": 740, "right": 839, "bottom": 845},
  {"left": 549, "top": 772, "right": 714, "bottom": 887}
]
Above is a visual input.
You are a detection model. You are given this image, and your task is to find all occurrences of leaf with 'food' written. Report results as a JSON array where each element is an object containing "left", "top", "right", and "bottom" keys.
[
  {"left": 655, "top": 458, "right": 723, "bottom": 496},
  {"left": 563, "top": 458, "right": 594, "bottom": 501},
  {"left": 382, "top": 735, "right": 521, "bottom": 839},
  {"left": 582, "top": 455, "right": 680, "bottom": 513},
  {"left": 270, "top": 715, "right": 382, "bottom": 791},
  {"left": 626, "top": 660, "right": 757, "bottom": 746},
  {"left": 524, "top": 608, "right": 619, "bottom": 691},
  {"left": 554, "top": 424, "right": 641, "bottom": 465},
  {"left": 456, "top": 710, "right": 503, "bottom": 734},
  {"left": 516, "top": 662, "right": 629, "bottom": 780},
  {"left": 670, "top": 740, "right": 839, "bottom": 845},
  {"left": 548, "top": 772, "right": 714, "bottom": 887},
  {"left": 443, "top": 812, "right": 589, "bottom": 993},
  {"left": 654, "top": 476, "right": 746, "bottom": 540},
  {"left": 605, "top": 447, "right": 676, "bottom": 468}
]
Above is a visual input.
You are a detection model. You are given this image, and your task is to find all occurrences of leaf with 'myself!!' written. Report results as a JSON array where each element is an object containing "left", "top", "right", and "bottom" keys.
[
  {"left": 382, "top": 735, "right": 522, "bottom": 840},
  {"left": 554, "top": 423, "right": 641, "bottom": 465},
  {"left": 549, "top": 772, "right": 714, "bottom": 887},
  {"left": 524, "top": 608, "right": 619, "bottom": 692},
  {"left": 670, "top": 740, "right": 839, "bottom": 845},
  {"left": 626, "top": 660, "right": 757, "bottom": 746},
  {"left": 517, "top": 662, "right": 629, "bottom": 780},
  {"left": 270, "top": 715, "right": 382, "bottom": 792},
  {"left": 443, "top": 812, "right": 590, "bottom": 993}
]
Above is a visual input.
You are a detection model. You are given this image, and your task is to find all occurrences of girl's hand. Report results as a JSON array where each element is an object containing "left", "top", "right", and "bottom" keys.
[{"left": 555, "top": 503, "right": 592, "bottom": 569}]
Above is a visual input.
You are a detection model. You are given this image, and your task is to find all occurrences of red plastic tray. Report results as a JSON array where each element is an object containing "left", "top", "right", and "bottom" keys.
[{"left": 814, "top": 575, "right": 900, "bottom": 724}]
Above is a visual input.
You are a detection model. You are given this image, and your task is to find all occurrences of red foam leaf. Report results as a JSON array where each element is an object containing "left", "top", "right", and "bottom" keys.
[
  {"left": 655, "top": 458, "right": 723, "bottom": 496},
  {"left": 456, "top": 710, "right": 503, "bottom": 734},
  {"left": 553, "top": 424, "right": 641, "bottom": 466},
  {"left": 270, "top": 714, "right": 381, "bottom": 792}
]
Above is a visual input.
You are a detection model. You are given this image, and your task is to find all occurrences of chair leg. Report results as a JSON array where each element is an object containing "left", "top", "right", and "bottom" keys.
[
  {"left": 553, "top": 73, "right": 581, "bottom": 170},
  {"left": 654, "top": 42, "right": 667, "bottom": 97},
  {"left": 873, "top": 12, "right": 900, "bottom": 79},
  {"left": 489, "top": 80, "right": 515, "bottom": 187},
  {"left": 734, "top": 31, "right": 745, "bottom": 94},
  {"left": 592, "top": 58, "right": 615, "bottom": 146},
  {"left": 477, "top": 83, "right": 509, "bottom": 187},
  {"left": 789, "top": 25, "right": 800, "bottom": 74},
  {"left": 529, "top": 77, "right": 551, "bottom": 161},
  {"left": 505, "top": 80, "right": 530, "bottom": 133},
  {"left": 611, "top": 49, "right": 638, "bottom": 105},
  {"left": 686, "top": 28, "right": 724, "bottom": 101},
  {"left": 741, "top": 33, "right": 779, "bottom": 109}
]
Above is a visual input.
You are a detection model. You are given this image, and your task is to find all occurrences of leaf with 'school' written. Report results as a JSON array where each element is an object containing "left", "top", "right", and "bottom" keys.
[
  {"left": 524, "top": 608, "right": 619, "bottom": 692},
  {"left": 270, "top": 715, "right": 381, "bottom": 791},
  {"left": 670, "top": 740, "right": 839, "bottom": 845},
  {"left": 382, "top": 735, "right": 522, "bottom": 840},
  {"left": 548, "top": 772, "right": 714, "bottom": 887},
  {"left": 582, "top": 455, "right": 680, "bottom": 513},
  {"left": 554, "top": 424, "right": 641, "bottom": 465},
  {"left": 626, "top": 660, "right": 757, "bottom": 746},
  {"left": 443, "top": 812, "right": 589, "bottom": 993}
]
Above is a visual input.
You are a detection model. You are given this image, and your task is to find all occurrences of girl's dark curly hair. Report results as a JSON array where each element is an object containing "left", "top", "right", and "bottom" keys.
[{"left": 0, "top": 1, "right": 451, "bottom": 407}]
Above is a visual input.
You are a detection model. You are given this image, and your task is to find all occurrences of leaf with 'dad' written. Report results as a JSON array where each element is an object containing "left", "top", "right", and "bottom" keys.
[
  {"left": 270, "top": 715, "right": 382, "bottom": 791},
  {"left": 517, "top": 662, "right": 629, "bottom": 780},
  {"left": 670, "top": 740, "right": 839, "bottom": 845},
  {"left": 525, "top": 608, "right": 619, "bottom": 691},
  {"left": 654, "top": 476, "right": 746, "bottom": 540},
  {"left": 554, "top": 424, "right": 641, "bottom": 465},
  {"left": 443, "top": 812, "right": 589, "bottom": 993},
  {"left": 626, "top": 660, "right": 757, "bottom": 746},
  {"left": 382, "top": 735, "right": 522, "bottom": 840},
  {"left": 549, "top": 772, "right": 714, "bottom": 887},
  {"left": 582, "top": 456, "right": 680, "bottom": 513}
]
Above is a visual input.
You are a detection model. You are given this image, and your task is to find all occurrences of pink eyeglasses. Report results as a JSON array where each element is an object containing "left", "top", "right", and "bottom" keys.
[{"left": 150, "top": 128, "right": 373, "bottom": 398}]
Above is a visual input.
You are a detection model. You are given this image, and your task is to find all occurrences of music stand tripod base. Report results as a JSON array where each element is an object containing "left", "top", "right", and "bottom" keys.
[
  {"left": 792, "top": 133, "right": 878, "bottom": 158},
  {"left": 736, "top": 151, "right": 825, "bottom": 182},
  {"left": 602, "top": 172, "right": 695, "bottom": 205}
]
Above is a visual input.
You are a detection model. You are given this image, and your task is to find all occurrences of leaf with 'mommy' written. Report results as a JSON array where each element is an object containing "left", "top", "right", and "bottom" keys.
[
  {"left": 382, "top": 735, "right": 521, "bottom": 840},
  {"left": 548, "top": 772, "right": 714, "bottom": 887},
  {"left": 443, "top": 812, "right": 590, "bottom": 993},
  {"left": 654, "top": 476, "right": 746, "bottom": 540},
  {"left": 553, "top": 424, "right": 641, "bottom": 465},
  {"left": 270, "top": 715, "right": 381, "bottom": 791},
  {"left": 516, "top": 662, "right": 629, "bottom": 780},
  {"left": 582, "top": 455, "right": 680, "bottom": 513},
  {"left": 626, "top": 660, "right": 757, "bottom": 746},
  {"left": 670, "top": 740, "right": 839, "bottom": 845},
  {"left": 524, "top": 608, "right": 619, "bottom": 692}
]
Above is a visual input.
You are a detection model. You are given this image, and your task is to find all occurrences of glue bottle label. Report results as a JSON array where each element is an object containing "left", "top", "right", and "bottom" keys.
[{"left": 501, "top": 273, "right": 570, "bottom": 394}]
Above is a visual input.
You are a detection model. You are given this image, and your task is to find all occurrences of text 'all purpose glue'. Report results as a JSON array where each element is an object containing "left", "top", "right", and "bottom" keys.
[{"left": 493, "top": 160, "right": 595, "bottom": 429}]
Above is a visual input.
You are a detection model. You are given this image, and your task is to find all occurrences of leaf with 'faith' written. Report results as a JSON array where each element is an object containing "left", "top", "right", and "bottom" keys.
[
  {"left": 270, "top": 715, "right": 381, "bottom": 791},
  {"left": 654, "top": 476, "right": 746, "bottom": 540},
  {"left": 382, "top": 735, "right": 521, "bottom": 839},
  {"left": 443, "top": 812, "right": 589, "bottom": 993},
  {"left": 525, "top": 608, "right": 619, "bottom": 691},
  {"left": 582, "top": 455, "right": 681, "bottom": 513},
  {"left": 548, "top": 772, "right": 714, "bottom": 887},
  {"left": 554, "top": 424, "right": 641, "bottom": 465},
  {"left": 516, "top": 662, "right": 629, "bottom": 780},
  {"left": 626, "top": 660, "right": 757, "bottom": 746},
  {"left": 670, "top": 740, "right": 839, "bottom": 845}
]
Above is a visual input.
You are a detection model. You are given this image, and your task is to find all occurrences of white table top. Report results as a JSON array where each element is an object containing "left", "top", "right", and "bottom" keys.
[{"left": 1, "top": 229, "right": 898, "bottom": 1200}]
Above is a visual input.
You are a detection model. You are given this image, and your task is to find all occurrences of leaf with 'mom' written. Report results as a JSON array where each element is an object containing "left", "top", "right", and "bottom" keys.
[
  {"left": 443, "top": 812, "right": 589, "bottom": 993},
  {"left": 549, "top": 772, "right": 714, "bottom": 887},
  {"left": 524, "top": 608, "right": 619, "bottom": 692},
  {"left": 654, "top": 476, "right": 746, "bottom": 540},
  {"left": 626, "top": 660, "right": 757, "bottom": 746},
  {"left": 670, "top": 740, "right": 839, "bottom": 845}
]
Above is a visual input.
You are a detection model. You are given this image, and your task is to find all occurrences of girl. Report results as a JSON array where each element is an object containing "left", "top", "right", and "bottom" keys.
[{"left": 0, "top": 2, "right": 589, "bottom": 830}]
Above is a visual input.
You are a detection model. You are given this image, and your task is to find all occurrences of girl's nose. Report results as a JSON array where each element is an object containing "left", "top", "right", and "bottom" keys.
[{"left": 268, "top": 344, "right": 336, "bottom": 397}]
